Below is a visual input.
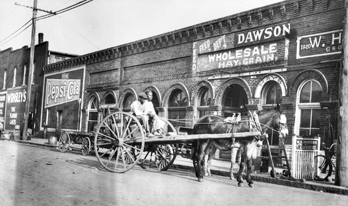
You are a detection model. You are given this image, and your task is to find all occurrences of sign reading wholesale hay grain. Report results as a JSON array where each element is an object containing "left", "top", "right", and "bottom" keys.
[
  {"left": 45, "top": 79, "right": 81, "bottom": 108},
  {"left": 192, "top": 23, "right": 290, "bottom": 73},
  {"left": 196, "top": 41, "right": 287, "bottom": 72}
]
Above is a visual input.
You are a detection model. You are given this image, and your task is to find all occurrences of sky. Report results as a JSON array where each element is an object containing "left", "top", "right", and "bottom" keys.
[{"left": 0, "top": 0, "right": 285, "bottom": 55}]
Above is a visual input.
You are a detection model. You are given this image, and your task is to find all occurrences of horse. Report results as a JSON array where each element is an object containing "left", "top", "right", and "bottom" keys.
[{"left": 192, "top": 106, "right": 289, "bottom": 187}]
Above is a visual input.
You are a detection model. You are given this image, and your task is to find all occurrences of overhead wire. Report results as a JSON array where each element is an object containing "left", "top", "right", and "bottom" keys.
[{"left": 0, "top": 0, "right": 93, "bottom": 47}]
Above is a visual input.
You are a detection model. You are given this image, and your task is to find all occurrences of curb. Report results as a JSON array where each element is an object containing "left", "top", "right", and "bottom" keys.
[
  {"left": 171, "top": 163, "right": 348, "bottom": 196},
  {"left": 5, "top": 139, "right": 348, "bottom": 196}
]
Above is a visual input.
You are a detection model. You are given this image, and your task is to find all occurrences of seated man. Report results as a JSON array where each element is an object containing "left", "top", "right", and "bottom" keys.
[
  {"left": 130, "top": 92, "right": 153, "bottom": 137},
  {"left": 144, "top": 90, "right": 163, "bottom": 136}
]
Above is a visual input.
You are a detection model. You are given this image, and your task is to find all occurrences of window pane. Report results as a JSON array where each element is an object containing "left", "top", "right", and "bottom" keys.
[
  {"left": 300, "top": 129, "right": 310, "bottom": 137},
  {"left": 89, "top": 111, "right": 98, "bottom": 121},
  {"left": 266, "top": 85, "right": 276, "bottom": 104},
  {"left": 311, "top": 109, "right": 321, "bottom": 128},
  {"left": 300, "top": 82, "right": 311, "bottom": 103},
  {"left": 300, "top": 109, "right": 311, "bottom": 128},
  {"left": 200, "top": 89, "right": 211, "bottom": 106},
  {"left": 123, "top": 94, "right": 133, "bottom": 109},
  {"left": 311, "top": 81, "right": 322, "bottom": 102},
  {"left": 169, "top": 89, "right": 187, "bottom": 107}
]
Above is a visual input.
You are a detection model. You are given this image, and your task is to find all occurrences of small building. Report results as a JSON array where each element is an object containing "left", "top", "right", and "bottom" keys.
[{"left": 42, "top": 0, "right": 343, "bottom": 160}]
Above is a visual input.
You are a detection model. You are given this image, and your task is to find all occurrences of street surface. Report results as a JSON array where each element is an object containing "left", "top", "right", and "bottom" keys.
[{"left": 1, "top": 140, "right": 348, "bottom": 206}]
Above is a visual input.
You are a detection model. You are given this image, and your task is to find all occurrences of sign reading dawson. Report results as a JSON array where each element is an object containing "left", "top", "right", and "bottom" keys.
[
  {"left": 296, "top": 30, "right": 343, "bottom": 59},
  {"left": 197, "top": 41, "right": 286, "bottom": 72},
  {"left": 45, "top": 79, "right": 81, "bottom": 108},
  {"left": 236, "top": 23, "right": 290, "bottom": 45},
  {"left": 192, "top": 23, "right": 290, "bottom": 73}
]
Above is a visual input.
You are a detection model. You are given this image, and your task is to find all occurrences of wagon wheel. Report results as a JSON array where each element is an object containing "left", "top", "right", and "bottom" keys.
[
  {"left": 58, "top": 131, "right": 70, "bottom": 153},
  {"left": 139, "top": 118, "right": 178, "bottom": 172},
  {"left": 94, "top": 111, "right": 145, "bottom": 173},
  {"left": 81, "top": 137, "right": 91, "bottom": 156}
]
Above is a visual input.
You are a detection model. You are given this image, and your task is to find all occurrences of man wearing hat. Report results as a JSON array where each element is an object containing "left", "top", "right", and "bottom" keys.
[{"left": 130, "top": 92, "right": 153, "bottom": 137}]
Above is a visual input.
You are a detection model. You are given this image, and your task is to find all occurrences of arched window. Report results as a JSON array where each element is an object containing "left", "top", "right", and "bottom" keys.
[
  {"left": 264, "top": 81, "right": 282, "bottom": 105},
  {"left": 123, "top": 93, "right": 134, "bottom": 112},
  {"left": 105, "top": 94, "right": 116, "bottom": 104},
  {"left": 262, "top": 81, "right": 283, "bottom": 145},
  {"left": 297, "top": 80, "right": 322, "bottom": 137},
  {"left": 168, "top": 89, "right": 188, "bottom": 128},
  {"left": 222, "top": 84, "right": 248, "bottom": 117},
  {"left": 198, "top": 87, "right": 212, "bottom": 117},
  {"left": 87, "top": 96, "right": 99, "bottom": 132}
]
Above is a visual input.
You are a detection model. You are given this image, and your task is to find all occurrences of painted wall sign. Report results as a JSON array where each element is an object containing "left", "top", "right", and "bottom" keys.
[
  {"left": 45, "top": 79, "right": 81, "bottom": 108},
  {"left": 196, "top": 41, "right": 287, "bottom": 72},
  {"left": 0, "top": 94, "right": 6, "bottom": 129},
  {"left": 296, "top": 30, "right": 343, "bottom": 59},
  {"left": 5, "top": 88, "right": 27, "bottom": 130},
  {"left": 236, "top": 23, "right": 290, "bottom": 45}
]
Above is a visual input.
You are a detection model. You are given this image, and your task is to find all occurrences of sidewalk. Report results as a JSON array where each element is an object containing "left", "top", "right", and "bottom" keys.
[{"left": 4, "top": 137, "right": 348, "bottom": 196}]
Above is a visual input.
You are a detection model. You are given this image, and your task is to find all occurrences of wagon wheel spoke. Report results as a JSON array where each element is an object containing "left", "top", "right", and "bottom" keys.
[{"left": 94, "top": 111, "right": 145, "bottom": 173}]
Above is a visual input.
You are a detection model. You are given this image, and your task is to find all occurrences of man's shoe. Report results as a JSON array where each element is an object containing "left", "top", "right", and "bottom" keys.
[{"left": 146, "top": 133, "right": 154, "bottom": 138}]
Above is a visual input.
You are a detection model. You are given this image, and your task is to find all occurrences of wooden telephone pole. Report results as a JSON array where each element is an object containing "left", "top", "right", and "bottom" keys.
[
  {"left": 338, "top": 0, "right": 348, "bottom": 187},
  {"left": 15, "top": 0, "right": 55, "bottom": 140}
]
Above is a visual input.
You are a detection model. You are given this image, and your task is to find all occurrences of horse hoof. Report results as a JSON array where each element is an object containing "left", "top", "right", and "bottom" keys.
[
  {"left": 198, "top": 178, "right": 203, "bottom": 182},
  {"left": 238, "top": 182, "right": 243, "bottom": 187},
  {"left": 248, "top": 183, "right": 254, "bottom": 188}
]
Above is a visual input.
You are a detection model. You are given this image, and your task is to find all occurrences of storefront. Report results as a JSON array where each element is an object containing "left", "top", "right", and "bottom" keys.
[{"left": 42, "top": 0, "right": 343, "bottom": 162}]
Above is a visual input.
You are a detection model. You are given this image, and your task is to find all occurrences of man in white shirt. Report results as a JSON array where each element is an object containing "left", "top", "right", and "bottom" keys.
[{"left": 130, "top": 92, "right": 153, "bottom": 137}]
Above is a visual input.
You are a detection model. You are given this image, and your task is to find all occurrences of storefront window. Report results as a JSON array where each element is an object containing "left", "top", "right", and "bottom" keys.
[
  {"left": 298, "top": 80, "right": 322, "bottom": 137},
  {"left": 168, "top": 89, "right": 187, "bottom": 128}
]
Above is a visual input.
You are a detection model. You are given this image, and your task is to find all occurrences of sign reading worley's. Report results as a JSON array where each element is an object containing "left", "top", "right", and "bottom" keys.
[
  {"left": 45, "top": 79, "right": 81, "bottom": 108},
  {"left": 192, "top": 23, "right": 290, "bottom": 73}
]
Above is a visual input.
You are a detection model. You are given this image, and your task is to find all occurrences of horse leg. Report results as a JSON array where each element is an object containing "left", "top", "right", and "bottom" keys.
[
  {"left": 229, "top": 148, "right": 238, "bottom": 180},
  {"left": 236, "top": 146, "right": 245, "bottom": 187},
  {"left": 246, "top": 143, "right": 256, "bottom": 187},
  {"left": 246, "top": 158, "right": 254, "bottom": 188},
  {"left": 205, "top": 146, "right": 216, "bottom": 176},
  {"left": 196, "top": 140, "right": 207, "bottom": 182}
]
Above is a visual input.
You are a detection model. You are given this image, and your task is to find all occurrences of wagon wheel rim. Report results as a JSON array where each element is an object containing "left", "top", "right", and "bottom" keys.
[
  {"left": 139, "top": 118, "right": 178, "bottom": 172},
  {"left": 58, "top": 131, "right": 70, "bottom": 153},
  {"left": 94, "top": 111, "right": 145, "bottom": 173}
]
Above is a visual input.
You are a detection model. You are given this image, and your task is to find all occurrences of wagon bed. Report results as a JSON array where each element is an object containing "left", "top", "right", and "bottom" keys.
[{"left": 59, "top": 111, "right": 263, "bottom": 173}]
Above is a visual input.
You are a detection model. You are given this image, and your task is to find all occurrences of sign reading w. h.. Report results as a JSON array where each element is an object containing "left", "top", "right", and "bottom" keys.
[{"left": 296, "top": 30, "right": 342, "bottom": 59}]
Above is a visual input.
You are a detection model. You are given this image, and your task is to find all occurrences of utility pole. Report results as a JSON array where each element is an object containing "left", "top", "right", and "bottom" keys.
[
  {"left": 15, "top": 1, "right": 55, "bottom": 140},
  {"left": 338, "top": 0, "right": 348, "bottom": 186}
]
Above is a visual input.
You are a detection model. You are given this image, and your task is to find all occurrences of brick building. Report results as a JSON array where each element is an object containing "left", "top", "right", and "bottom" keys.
[
  {"left": 42, "top": 0, "right": 343, "bottom": 156},
  {"left": 0, "top": 33, "right": 77, "bottom": 138}
]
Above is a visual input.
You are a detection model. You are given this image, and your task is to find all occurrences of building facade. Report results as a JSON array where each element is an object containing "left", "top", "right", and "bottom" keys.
[
  {"left": 42, "top": 0, "right": 343, "bottom": 155},
  {"left": 0, "top": 34, "right": 77, "bottom": 138}
]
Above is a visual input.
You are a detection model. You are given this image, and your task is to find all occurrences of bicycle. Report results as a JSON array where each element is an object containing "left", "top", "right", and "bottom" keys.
[{"left": 314, "top": 142, "right": 337, "bottom": 181}]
